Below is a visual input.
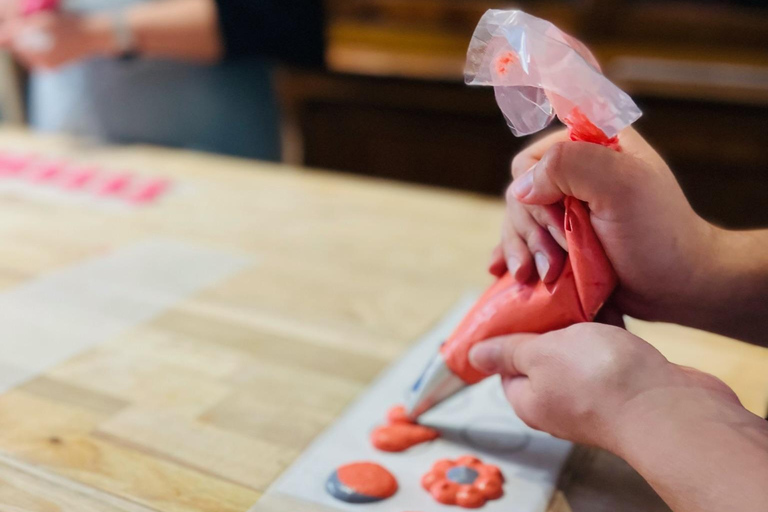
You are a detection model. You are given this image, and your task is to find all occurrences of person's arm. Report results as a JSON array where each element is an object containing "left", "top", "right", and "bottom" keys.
[
  {"left": 0, "top": 0, "right": 221, "bottom": 68},
  {"left": 127, "top": 0, "right": 325, "bottom": 65},
  {"left": 492, "top": 128, "right": 768, "bottom": 347},
  {"left": 704, "top": 228, "right": 768, "bottom": 344},
  {"left": 616, "top": 382, "right": 768, "bottom": 512},
  {"left": 469, "top": 324, "right": 768, "bottom": 512},
  {"left": 1, "top": 0, "right": 324, "bottom": 69},
  {"left": 121, "top": 0, "right": 223, "bottom": 62}
]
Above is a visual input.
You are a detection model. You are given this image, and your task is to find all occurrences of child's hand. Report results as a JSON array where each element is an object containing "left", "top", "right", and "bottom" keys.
[{"left": 468, "top": 323, "right": 739, "bottom": 451}]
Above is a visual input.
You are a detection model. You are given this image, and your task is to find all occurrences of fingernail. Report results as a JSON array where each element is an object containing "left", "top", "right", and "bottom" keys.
[
  {"left": 469, "top": 342, "right": 501, "bottom": 374},
  {"left": 510, "top": 167, "right": 534, "bottom": 198},
  {"left": 506, "top": 256, "right": 521, "bottom": 277},
  {"left": 547, "top": 225, "right": 568, "bottom": 251},
  {"left": 534, "top": 252, "right": 550, "bottom": 281}
]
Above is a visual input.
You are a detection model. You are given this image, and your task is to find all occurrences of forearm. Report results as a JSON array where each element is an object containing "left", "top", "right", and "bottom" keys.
[
  {"left": 59, "top": 0, "right": 322, "bottom": 67},
  {"left": 92, "top": 0, "right": 223, "bottom": 62},
  {"left": 693, "top": 228, "right": 768, "bottom": 346},
  {"left": 614, "top": 386, "right": 768, "bottom": 512}
]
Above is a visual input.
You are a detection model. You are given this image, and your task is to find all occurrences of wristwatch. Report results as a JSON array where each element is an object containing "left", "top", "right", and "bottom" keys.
[{"left": 112, "top": 10, "right": 139, "bottom": 60}]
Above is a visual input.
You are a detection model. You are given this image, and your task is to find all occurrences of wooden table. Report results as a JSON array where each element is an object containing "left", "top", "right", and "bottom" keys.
[{"left": 0, "top": 128, "right": 764, "bottom": 512}]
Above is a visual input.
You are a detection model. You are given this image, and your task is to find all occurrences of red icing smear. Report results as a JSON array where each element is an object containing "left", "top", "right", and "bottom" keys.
[
  {"left": 98, "top": 173, "right": 133, "bottom": 196},
  {"left": 371, "top": 405, "right": 440, "bottom": 452},
  {"left": 0, "top": 153, "right": 35, "bottom": 176},
  {"left": 26, "top": 162, "right": 65, "bottom": 183},
  {"left": 495, "top": 51, "right": 518, "bottom": 76},
  {"left": 422, "top": 456, "right": 504, "bottom": 509},
  {"left": 336, "top": 462, "right": 398, "bottom": 499},
  {"left": 60, "top": 167, "right": 100, "bottom": 189},
  {"left": 563, "top": 108, "right": 621, "bottom": 150},
  {"left": 127, "top": 179, "right": 171, "bottom": 204},
  {"left": 442, "top": 108, "right": 620, "bottom": 384}
]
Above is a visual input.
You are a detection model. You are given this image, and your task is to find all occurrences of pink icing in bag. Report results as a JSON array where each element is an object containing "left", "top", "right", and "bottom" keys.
[{"left": 443, "top": 10, "right": 642, "bottom": 384}]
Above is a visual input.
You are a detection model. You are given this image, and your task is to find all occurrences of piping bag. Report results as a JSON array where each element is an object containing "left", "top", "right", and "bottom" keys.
[{"left": 405, "top": 10, "right": 642, "bottom": 419}]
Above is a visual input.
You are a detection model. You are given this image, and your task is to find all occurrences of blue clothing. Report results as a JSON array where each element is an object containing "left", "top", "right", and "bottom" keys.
[{"left": 31, "top": 57, "right": 281, "bottom": 160}]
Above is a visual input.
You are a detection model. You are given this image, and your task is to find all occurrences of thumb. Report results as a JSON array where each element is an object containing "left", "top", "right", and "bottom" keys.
[
  {"left": 509, "top": 140, "right": 645, "bottom": 215},
  {"left": 468, "top": 334, "right": 538, "bottom": 377}
]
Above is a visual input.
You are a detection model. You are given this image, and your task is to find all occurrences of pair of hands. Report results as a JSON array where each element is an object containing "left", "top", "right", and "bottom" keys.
[
  {"left": 468, "top": 129, "right": 768, "bottom": 510},
  {"left": 469, "top": 126, "right": 763, "bottom": 449},
  {"left": 0, "top": 1, "right": 115, "bottom": 69}
]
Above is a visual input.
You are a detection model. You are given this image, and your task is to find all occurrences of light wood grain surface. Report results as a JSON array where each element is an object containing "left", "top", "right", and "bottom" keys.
[{"left": 0, "top": 128, "right": 764, "bottom": 512}]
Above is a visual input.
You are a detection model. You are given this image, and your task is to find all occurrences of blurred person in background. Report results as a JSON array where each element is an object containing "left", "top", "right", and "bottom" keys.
[{"left": 0, "top": 0, "right": 324, "bottom": 160}]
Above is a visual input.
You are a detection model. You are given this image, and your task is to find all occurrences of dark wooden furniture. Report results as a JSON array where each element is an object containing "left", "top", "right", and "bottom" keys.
[{"left": 277, "top": 0, "right": 768, "bottom": 228}]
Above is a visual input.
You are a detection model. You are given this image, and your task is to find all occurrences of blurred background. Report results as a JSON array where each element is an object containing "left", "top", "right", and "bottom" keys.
[{"left": 1, "top": 0, "right": 767, "bottom": 227}]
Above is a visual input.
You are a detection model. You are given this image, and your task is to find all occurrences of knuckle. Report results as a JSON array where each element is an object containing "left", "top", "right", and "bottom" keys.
[
  {"left": 501, "top": 235, "right": 522, "bottom": 254},
  {"left": 524, "top": 340, "right": 556, "bottom": 369},
  {"left": 541, "top": 141, "right": 568, "bottom": 178},
  {"left": 613, "top": 154, "right": 651, "bottom": 195},
  {"left": 510, "top": 216, "right": 538, "bottom": 243},
  {"left": 559, "top": 323, "right": 633, "bottom": 374},
  {"left": 504, "top": 182, "right": 518, "bottom": 203},
  {"left": 502, "top": 348, "right": 519, "bottom": 373},
  {"left": 501, "top": 217, "right": 524, "bottom": 247},
  {"left": 528, "top": 205, "right": 550, "bottom": 226},
  {"left": 510, "top": 153, "right": 532, "bottom": 178},
  {"left": 506, "top": 244, "right": 529, "bottom": 265},
  {"left": 524, "top": 226, "right": 551, "bottom": 249}
]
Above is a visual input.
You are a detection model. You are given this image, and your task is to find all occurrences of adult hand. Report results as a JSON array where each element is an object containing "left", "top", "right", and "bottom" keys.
[
  {"left": 490, "top": 128, "right": 729, "bottom": 330},
  {"left": 3, "top": 11, "right": 116, "bottom": 69},
  {"left": 468, "top": 323, "right": 740, "bottom": 449},
  {"left": 469, "top": 324, "right": 768, "bottom": 512}
]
